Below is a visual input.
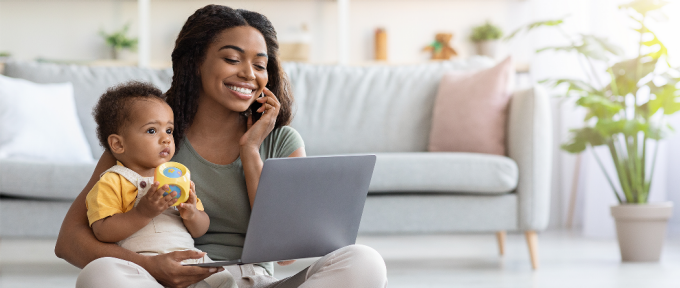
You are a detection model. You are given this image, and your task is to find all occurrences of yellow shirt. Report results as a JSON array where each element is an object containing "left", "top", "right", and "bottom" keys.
[{"left": 86, "top": 162, "right": 204, "bottom": 226}]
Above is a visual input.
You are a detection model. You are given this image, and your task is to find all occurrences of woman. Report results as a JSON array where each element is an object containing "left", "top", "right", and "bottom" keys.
[{"left": 55, "top": 5, "right": 387, "bottom": 288}]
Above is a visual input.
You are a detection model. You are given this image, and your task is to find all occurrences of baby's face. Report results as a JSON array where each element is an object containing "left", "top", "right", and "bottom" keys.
[{"left": 119, "top": 98, "right": 175, "bottom": 171}]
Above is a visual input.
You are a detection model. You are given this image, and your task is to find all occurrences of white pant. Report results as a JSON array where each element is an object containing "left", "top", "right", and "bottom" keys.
[{"left": 76, "top": 244, "right": 387, "bottom": 288}]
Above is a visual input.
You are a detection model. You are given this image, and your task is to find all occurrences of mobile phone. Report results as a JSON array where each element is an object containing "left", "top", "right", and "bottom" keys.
[{"left": 250, "top": 92, "right": 264, "bottom": 122}]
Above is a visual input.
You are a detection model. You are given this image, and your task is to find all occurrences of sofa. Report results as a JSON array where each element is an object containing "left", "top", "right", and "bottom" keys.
[{"left": 0, "top": 57, "right": 551, "bottom": 268}]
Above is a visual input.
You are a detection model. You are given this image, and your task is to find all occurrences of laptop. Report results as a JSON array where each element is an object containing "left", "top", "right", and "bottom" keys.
[{"left": 184, "top": 154, "right": 377, "bottom": 267}]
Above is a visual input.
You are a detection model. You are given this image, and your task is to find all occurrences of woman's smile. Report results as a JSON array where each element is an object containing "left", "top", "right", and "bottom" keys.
[{"left": 224, "top": 82, "right": 256, "bottom": 100}]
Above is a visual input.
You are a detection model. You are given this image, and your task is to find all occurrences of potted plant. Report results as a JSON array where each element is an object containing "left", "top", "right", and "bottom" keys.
[
  {"left": 470, "top": 21, "right": 503, "bottom": 58},
  {"left": 508, "top": 0, "right": 677, "bottom": 262},
  {"left": 99, "top": 23, "right": 138, "bottom": 60}
]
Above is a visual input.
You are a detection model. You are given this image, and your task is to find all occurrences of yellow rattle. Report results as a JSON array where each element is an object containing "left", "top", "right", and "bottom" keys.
[{"left": 154, "top": 161, "right": 191, "bottom": 207}]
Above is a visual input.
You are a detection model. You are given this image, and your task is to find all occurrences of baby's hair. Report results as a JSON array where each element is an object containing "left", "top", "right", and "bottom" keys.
[{"left": 93, "top": 81, "right": 165, "bottom": 152}]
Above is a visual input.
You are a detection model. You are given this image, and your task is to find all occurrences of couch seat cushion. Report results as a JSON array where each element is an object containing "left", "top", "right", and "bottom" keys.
[
  {"left": 369, "top": 152, "right": 518, "bottom": 194},
  {"left": 0, "top": 159, "right": 95, "bottom": 200}
]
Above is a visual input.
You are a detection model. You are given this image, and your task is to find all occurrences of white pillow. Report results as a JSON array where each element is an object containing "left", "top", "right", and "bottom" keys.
[{"left": 0, "top": 74, "right": 94, "bottom": 163}]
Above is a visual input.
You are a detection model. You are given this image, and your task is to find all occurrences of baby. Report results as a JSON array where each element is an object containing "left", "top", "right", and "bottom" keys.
[{"left": 86, "top": 81, "right": 235, "bottom": 288}]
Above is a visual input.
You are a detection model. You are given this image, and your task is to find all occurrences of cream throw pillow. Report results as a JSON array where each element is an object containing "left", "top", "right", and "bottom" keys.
[
  {"left": 428, "top": 56, "right": 515, "bottom": 155},
  {"left": 0, "top": 74, "right": 94, "bottom": 162}
]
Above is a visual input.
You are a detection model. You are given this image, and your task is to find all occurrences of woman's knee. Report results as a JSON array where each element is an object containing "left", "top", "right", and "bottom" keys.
[{"left": 338, "top": 244, "right": 386, "bottom": 275}]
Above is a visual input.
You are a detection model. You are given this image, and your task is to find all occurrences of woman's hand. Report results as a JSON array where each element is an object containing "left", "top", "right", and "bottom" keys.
[
  {"left": 144, "top": 250, "right": 223, "bottom": 288},
  {"left": 239, "top": 87, "right": 280, "bottom": 150},
  {"left": 277, "top": 260, "right": 296, "bottom": 266}
]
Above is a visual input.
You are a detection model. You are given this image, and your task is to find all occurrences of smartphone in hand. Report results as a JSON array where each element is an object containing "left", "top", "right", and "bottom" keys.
[{"left": 250, "top": 92, "right": 264, "bottom": 122}]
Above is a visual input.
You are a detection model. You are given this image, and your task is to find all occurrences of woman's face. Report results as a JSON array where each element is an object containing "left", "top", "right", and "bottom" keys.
[{"left": 199, "top": 26, "right": 269, "bottom": 113}]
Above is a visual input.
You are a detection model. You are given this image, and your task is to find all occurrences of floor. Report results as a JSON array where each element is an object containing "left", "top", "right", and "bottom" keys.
[{"left": 1, "top": 231, "right": 679, "bottom": 288}]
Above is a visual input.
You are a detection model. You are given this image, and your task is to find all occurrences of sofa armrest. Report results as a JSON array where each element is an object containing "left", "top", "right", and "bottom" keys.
[{"left": 507, "top": 85, "right": 552, "bottom": 231}]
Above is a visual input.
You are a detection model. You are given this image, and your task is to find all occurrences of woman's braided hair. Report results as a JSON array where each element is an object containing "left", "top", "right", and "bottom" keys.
[{"left": 166, "top": 5, "right": 294, "bottom": 149}]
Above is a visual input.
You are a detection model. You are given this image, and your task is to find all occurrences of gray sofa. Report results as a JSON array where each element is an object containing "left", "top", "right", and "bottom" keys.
[{"left": 0, "top": 58, "right": 551, "bottom": 268}]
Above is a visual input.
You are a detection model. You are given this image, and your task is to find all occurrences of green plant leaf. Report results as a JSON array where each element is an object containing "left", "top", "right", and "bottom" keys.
[
  {"left": 649, "top": 82, "right": 680, "bottom": 115},
  {"left": 581, "top": 34, "right": 625, "bottom": 56},
  {"left": 594, "top": 119, "right": 627, "bottom": 138},
  {"left": 640, "top": 29, "right": 669, "bottom": 63},
  {"left": 610, "top": 57, "right": 658, "bottom": 96},
  {"left": 505, "top": 18, "right": 565, "bottom": 40},
  {"left": 471, "top": 21, "right": 503, "bottom": 42},
  {"left": 536, "top": 40, "right": 609, "bottom": 61},
  {"left": 99, "top": 23, "right": 138, "bottom": 51},
  {"left": 562, "top": 127, "right": 607, "bottom": 153},
  {"left": 540, "top": 78, "right": 598, "bottom": 96},
  {"left": 576, "top": 95, "right": 624, "bottom": 120},
  {"left": 619, "top": 0, "right": 669, "bottom": 15}
]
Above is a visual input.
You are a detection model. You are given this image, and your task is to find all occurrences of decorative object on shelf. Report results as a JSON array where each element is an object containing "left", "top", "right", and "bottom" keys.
[
  {"left": 509, "top": 0, "right": 677, "bottom": 262},
  {"left": 99, "top": 23, "right": 138, "bottom": 60},
  {"left": 374, "top": 28, "right": 388, "bottom": 61},
  {"left": 470, "top": 21, "right": 503, "bottom": 59},
  {"left": 279, "top": 23, "right": 311, "bottom": 62},
  {"left": 423, "top": 33, "right": 458, "bottom": 60}
]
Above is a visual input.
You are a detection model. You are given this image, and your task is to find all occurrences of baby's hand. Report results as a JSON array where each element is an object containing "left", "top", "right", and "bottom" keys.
[
  {"left": 136, "top": 181, "right": 177, "bottom": 219},
  {"left": 178, "top": 181, "right": 199, "bottom": 220}
]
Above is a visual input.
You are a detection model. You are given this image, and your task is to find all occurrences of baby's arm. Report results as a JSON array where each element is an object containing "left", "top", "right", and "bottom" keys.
[
  {"left": 178, "top": 181, "right": 210, "bottom": 238},
  {"left": 92, "top": 182, "right": 177, "bottom": 242}
]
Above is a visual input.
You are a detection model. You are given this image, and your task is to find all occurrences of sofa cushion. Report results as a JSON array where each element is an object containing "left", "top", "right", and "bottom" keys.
[
  {"left": 0, "top": 75, "right": 93, "bottom": 163},
  {"left": 429, "top": 56, "right": 514, "bottom": 155},
  {"left": 284, "top": 57, "right": 494, "bottom": 156},
  {"left": 369, "top": 152, "right": 518, "bottom": 194},
  {"left": 3, "top": 60, "right": 173, "bottom": 159},
  {"left": 0, "top": 159, "right": 95, "bottom": 200},
  {"left": 360, "top": 194, "right": 518, "bottom": 233}
]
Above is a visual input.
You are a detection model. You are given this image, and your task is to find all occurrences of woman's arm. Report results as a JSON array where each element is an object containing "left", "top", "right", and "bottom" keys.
[
  {"left": 55, "top": 150, "right": 131, "bottom": 267},
  {"left": 241, "top": 146, "right": 306, "bottom": 207},
  {"left": 240, "top": 88, "right": 307, "bottom": 207},
  {"left": 55, "top": 151, "right": 220, "bottom": 288},
  {"left": 239, "top": 88, "right": 282, "bottom": 207}
]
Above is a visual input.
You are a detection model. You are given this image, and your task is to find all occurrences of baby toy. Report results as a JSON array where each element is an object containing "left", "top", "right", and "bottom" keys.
[{"left": 154, "top": 162, "right": 191, "bottom": 206}]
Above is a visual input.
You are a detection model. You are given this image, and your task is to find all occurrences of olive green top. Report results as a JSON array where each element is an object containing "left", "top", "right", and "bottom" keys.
[{"left": 171, "top": 126, "right": 305, "bottom": 275}]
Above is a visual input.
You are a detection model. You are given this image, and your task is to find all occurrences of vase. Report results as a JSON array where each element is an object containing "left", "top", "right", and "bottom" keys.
[
  {"left": 610, "top": 202, "right": 673, "bottom": 262},
  {"left": 474, "top": 40, "right": 499, "bottom": 59}
]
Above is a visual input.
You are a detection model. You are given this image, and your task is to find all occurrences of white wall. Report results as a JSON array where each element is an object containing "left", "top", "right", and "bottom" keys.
[{"left": 0, "top": 0, "right": 527, "bottom": 66}]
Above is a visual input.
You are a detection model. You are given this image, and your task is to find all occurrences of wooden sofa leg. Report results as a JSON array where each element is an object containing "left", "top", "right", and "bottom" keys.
[
  {"left": 525, "top": 231, "right": 539, "bottom": 269},
  {"left": 496, "top": 231, "right": 506, "bottom": 256}
]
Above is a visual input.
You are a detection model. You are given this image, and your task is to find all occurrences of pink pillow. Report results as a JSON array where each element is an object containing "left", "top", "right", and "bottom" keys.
[{"left": 428, "top": 56, "right": 515, "bottom": 155}]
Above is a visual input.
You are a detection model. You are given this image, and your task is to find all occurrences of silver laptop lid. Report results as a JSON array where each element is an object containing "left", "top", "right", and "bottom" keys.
[{"left": 240, "top": 155, "right": 376, "bottom": 264}]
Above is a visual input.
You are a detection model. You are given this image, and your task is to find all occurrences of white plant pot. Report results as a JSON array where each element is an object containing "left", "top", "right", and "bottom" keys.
[
  {"left": 610, "top": 202, "right": 673, "bottom": 262},
  {"left": 474, "top": 40, "right": 499, "bottom": 59}
]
